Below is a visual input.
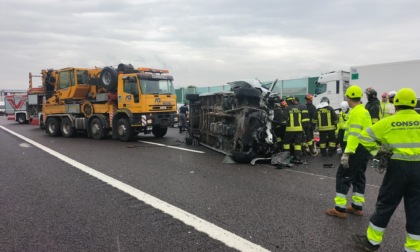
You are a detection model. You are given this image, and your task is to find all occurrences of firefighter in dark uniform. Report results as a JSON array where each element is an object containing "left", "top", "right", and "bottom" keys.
[
  {"left": 282, "top": 95, "right": 307, "bottom": 163},
  {"left": 304, "top": 94, "right": 317, "bottom": 154},
  {"left": 312, "top": 97, "right": 338, "bottom": 156},
  {"left": 364, "top": 87, "right": 381, "bottom": 124},
  {"left": 352, "top": 88, "right": 420, "bottom": 252},
  {"left": 326, "top": 85, "right": 371, "bottom": 219},
  {"left": 272, "top": 98, "right": 286, "bottom": 151}
]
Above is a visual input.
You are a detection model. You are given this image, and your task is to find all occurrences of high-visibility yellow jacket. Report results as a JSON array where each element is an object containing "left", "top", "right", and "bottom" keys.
[
  {"left": 359, "top": 109, "right": 420, "bottom": 161},
  {"left": 381, "top": 101, "right": 396, "bottom": 119},
  {"left": 343, "top": 104, "right": 372, "bottom": 154},
  {"left": 337, "top": 110, "right": 349, "bottom": 130}
]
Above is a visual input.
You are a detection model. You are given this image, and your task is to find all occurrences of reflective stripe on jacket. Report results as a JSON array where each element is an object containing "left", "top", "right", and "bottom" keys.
[
  {"left": 313, "top": 106, "right": 337, "bottom": 131},
  {"left": 359, "top": 109, "right": 420, "bottom": 161},
  {"left": 284, "top": 104, "right": 303, "bottom": 132}
]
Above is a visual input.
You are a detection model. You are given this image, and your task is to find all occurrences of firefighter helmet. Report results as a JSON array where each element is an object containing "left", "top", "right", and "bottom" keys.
[
  {"left": 387, "top": 90, "right": 397, "bottom": 99},
  {"left": 381, "top": 92, "right": 388, "bottom": 98},
  {"left": 394, "top": 88, "right": 417, "bottom": 108},
  {"left": 305, "top": 94, "right": 314, "bottom": 101},
  {"left": 285, "top": 95, "right": 295, "bottom": 101},
  {"left": 320, "top": 97, "right": 330, "bottom": 104},
  {"left": 345, "top": 85, "right": 363, "bottom": 99},
  {"left": 340, "top": 101, "right": 349, "bottom": 111},
  {"left": 365, "top": 87, "right": 377, "bottom": 98}
]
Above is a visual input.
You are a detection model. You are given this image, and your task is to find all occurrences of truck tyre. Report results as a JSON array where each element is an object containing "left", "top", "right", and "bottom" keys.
[
  {"left": 46, "top": 117, "right": 61, "bottom": 137},
  {"left": 17, "top": 114, "right": 27, "bottom": 124},
  {"left": 186, "top": 94, "right": 199, "bottom": 101},
  {"left": 152, "top": 126, "right": 167, "bottom": 138},
  {"left": 100, "top": 67, "right": 118, "bottom": 92},
  {"left": 61, "top": 117, "right": 75, "bottom": 138},
  {"left": 90, "top": 117, "right": 105, "bottom": 140},
  {"left": 116, "top": 118, "right": 133, "bottom": 141}
]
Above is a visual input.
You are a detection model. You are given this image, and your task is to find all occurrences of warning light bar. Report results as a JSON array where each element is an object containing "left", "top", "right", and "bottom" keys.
[{"left": 138, "top": 67, "right": 169, "bottom": 74}]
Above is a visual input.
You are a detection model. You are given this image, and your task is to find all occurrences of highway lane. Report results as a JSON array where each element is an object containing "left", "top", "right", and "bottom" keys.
[{"left": 0, "top": 116, "right": 408, "bottom": 251}]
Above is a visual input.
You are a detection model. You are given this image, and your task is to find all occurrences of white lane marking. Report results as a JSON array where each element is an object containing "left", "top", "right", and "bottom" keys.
[
  {"left": 138, "top": 140, "right": 205, "bottom": 154},
  {"left": 19, "top": 143, "right": 31, "bottom": 148},
  {"left": 0, "top": 126, "right": 268, "bottom": 252},
  {"left": 282, "top": 167, "right": 380, "bottom": 188}
]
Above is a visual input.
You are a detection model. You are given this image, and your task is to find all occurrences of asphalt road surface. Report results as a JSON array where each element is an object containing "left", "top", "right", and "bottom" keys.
[{"left": 0, "top": 116, "right": 408, "bottom": 251}]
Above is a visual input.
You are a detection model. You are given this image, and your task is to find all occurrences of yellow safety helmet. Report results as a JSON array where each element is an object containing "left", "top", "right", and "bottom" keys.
[
  {"left": 345, "top": 85, "right": 363, "bottom": 98},
  {"left": 394, "top": 88, "right": 417, "bottom": 107}
]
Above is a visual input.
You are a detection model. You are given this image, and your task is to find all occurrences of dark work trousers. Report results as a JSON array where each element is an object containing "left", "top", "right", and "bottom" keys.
[
  {"left": 179, "top": 113, "right": 187, "bottom": 132},
  {"left": 319, "top": 130, "right": 336, "bottom": 155},
  {"left": 303, "top": 125, "right": 314, "bottom": 144},
  {"left": 370, "top": 160, "right": 420, "bottom": 235},
  {"left": 283, "top": 131, "right": 303, "bottom": 158},
  {"left": 335, "top": 144, "right": 370, "bottom": 211},
  {"left": 336, "top": 129, "right": 345, "bottom": 149}
]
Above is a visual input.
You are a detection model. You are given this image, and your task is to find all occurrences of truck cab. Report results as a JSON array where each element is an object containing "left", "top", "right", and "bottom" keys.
[{"left": 313, "top": 71, "right": 350, "bottom": 109}]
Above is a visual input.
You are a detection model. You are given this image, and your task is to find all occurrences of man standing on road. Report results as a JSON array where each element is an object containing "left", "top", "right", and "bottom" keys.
[
  {"left": 282, "top": 95, "right": 307, "bottom": 163},
  {"left": 384, "top": 90, "right": 397, "bottom": 117},
  {"left": 326, "top": 85, "right": 371, "bottom": 218},
  {"left": 365, "top": 88, "right": 381, "bottom": 124},
  {"left": 336, "top": 101, "right": 350, "bottom": 152},
  {"left": 179, "top": 103, "right": 189, "bottom": 133},
  {"left": 304, "top": 94, "right": 317, "bottom": 155},
  {"left": 352, "top": 88, "right": 420, "bottom": 252},
  {"left": 312, "top": 97, "right": 338, "bottom": 157}
]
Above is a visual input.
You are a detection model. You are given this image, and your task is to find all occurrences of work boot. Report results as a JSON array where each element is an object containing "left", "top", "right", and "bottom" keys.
[
  {"left": 346, "top": 205, "right": 363, "bottom": 216},
  {"left": 326, "top": 208, "right": 347, "bottom": 218},
  {"left": 321, "top": 148, "right": 327, "bottom": 157},
  {"left": 328, "top": 148, "right": 336, "bottom": 156},
  {"left": 351, "top": 234, "right": 380, "bottom": 252}
]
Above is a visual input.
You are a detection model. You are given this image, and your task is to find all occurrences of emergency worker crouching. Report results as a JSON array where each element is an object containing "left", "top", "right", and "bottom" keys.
[
  {"left": 352, "top": 88, "right": 420, "bottom": 252},
  {"left": 326, "top": 85, "right": 371, "bottom": 219},
  {"left": 312, "top": 97, "right": 338, "bottom": 156}
]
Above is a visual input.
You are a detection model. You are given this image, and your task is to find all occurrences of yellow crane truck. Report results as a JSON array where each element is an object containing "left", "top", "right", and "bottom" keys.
[{"left": 41, "top": 63, "right": 178, "bottom": 141}]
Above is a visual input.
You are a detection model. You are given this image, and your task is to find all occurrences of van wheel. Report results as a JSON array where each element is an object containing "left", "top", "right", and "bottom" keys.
[
  {"left": 116, "top": 118, "right": 133, "bottom": 141},
  {"left": 46, "top": 117, "right": 61, "bottom": 137},
  {"left": 61, "top": 117, "right": 75, "bottom": 138}
]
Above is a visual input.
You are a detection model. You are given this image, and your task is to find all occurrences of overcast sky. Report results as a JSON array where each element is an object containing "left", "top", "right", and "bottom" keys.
[{"left": 1, "top": 0, "right": 419, "bottom": 90}]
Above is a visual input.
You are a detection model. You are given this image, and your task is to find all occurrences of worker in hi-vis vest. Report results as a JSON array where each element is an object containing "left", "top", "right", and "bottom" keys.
[{"left": 352, "top": 88, "right": 420, "bottom": 252}]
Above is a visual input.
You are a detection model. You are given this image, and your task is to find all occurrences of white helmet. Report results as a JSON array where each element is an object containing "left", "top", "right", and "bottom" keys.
[
  {"left": 387, "top": 90, "right": 397, "bottom": 99},
  {"left": 340, "top": 101, "right": 349, "bottom": 111}
]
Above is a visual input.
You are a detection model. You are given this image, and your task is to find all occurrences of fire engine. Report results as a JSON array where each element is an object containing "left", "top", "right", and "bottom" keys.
[{"left": 4, "top": 73, "right": 44, "bottom": 124}]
